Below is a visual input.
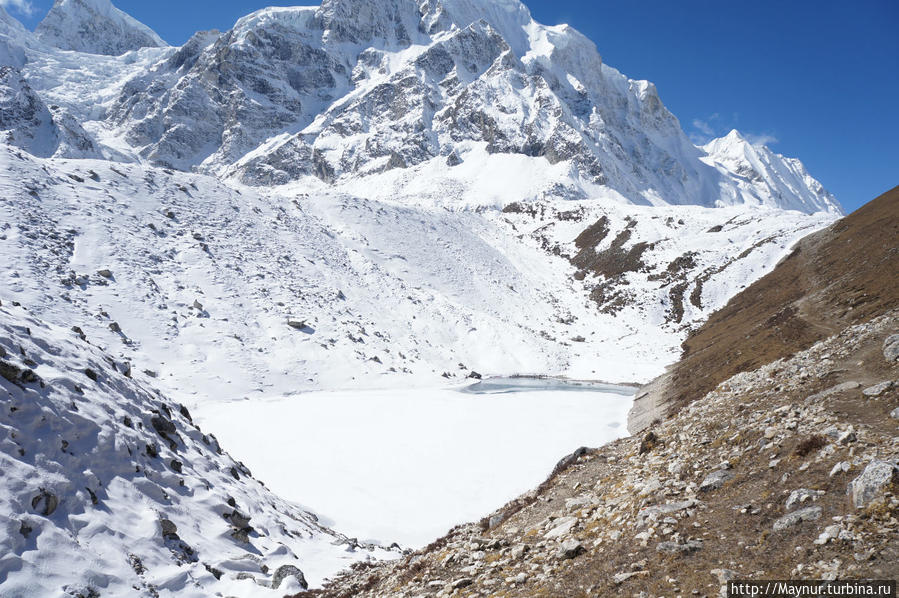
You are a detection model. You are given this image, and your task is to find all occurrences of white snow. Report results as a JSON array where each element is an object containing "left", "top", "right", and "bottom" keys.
[
  {"left": 194, "top": 382, "right": 634, "bottom": 547},
  {"left": 0, "top": 146, "right": 835, "bottom": 403},
  {"left": 0, "top": 303, "right": 393, "bottom": 598}
]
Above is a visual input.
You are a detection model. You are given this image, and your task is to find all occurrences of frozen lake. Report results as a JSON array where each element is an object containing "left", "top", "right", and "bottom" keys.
[{"left": 194, "top": 380, "right": 634, "bottom": 548}]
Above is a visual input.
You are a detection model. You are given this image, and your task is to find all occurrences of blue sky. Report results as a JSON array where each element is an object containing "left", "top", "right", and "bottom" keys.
[{"left": 6, "top": 0, "right": 898, "bottom": 212}]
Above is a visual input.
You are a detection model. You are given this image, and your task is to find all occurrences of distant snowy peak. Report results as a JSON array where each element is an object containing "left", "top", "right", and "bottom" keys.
[
  {"left": 35, "top": 0, "right": 167, "bottom": 56},
  {"left": 703, "top": 130, "right": 842, "bottom": 215}
]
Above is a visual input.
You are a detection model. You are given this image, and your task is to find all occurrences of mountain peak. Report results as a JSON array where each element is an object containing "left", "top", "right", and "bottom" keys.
[
  {"left": 35, "top": 0, "right": 167, "bottom": 56},
  {"left": 703, "top": 130, "right": 842, "bottom": 215}
]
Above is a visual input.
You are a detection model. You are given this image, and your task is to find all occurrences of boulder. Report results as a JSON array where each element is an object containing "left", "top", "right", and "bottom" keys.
[
  {"left": 862, "top": 381, "right": 893, "bottom": 397},
  {"left": 31, "top": 490, "right": 59, "bottom": 516},
  {"left": 271, "top": 564, "right": 308, "bottom": 590},
  {"left": 556, "top": 538, "right": 584, "bottom": 560},
  {"left": 656, "top": 540, "right": 702, "bottom": 554},
  {"left": 699, "top": 469, "right": 734, "bottom": 492},
  {"left": 160, "top": 519, "right": 178, "bottom": 540},
  {"left": 772, "top": 506, "right": 822, "bottom": 531},
  {"left": 785, "top": 488, "right": 824, "bottom": 511},
  {"left": 847, "top": 460, "right": 899, "bottom": 508},
  {"left": 544, "top": 517, "right": 577, "bottom": 539},
  {"left": 883, "top": 334, "right": 899, "bottom": 362}
]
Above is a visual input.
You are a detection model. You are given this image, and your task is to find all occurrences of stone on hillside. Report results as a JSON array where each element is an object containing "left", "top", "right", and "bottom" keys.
[
  {"left": 613, "top": 571, "right": 645, "bottom": 584},
  {"left": 830, "top": 462, "right": 850, "bottom": 477},
  {"left": 160, "top": 519, "right": 178, "bottom": 540},
  {"left": 814, "top": 524, "right": 843, "bottom": 545},
  {"left": 31, "top": 490, "right": 59, "bottom": 516},
  {"left": 271, "top": 564, "right": 308, "bottom": 590},
  {"left": 890, "top": 407, "right": 899, "bottom": 420},
  {"left": 151, "top": 414, "right": 177, "bottom": 436},
  {"left": 711, "top": 569, "right": 737, "bottom": 584},
  {"left": 228, "top": 510, "right": 251, "bottom": 529},
  {"left": 785, "top": 488, "right": 824, "bottom": 511},
  {"left": 847, "top": 460, "right": 899, "bottom": 508},
  {"left": 565, "top": 495, "right": 595, "bottom": 511},
  {"left": 656, "top": 540, "right": 702, "bottom": 554},
  {"left": 637, "top": 499, "right": 699, "bottom": 525},
  {"left": 699, "top": 469, "right": 734, "bottom": 492},
  {"left": 544, "top": 517, "right": 577, "bottom": 539},
  {"left": 883, "top": 334, "right": 899, "bottom": 362},
  {"left": 772, "top": 506, "right": 822, "bottom": 531},
  {"left": 556, "top": 538, "right": 584, "bottom": 560},
  {"left": 862, "top": 381, "right": 893, "bottom": 397}
]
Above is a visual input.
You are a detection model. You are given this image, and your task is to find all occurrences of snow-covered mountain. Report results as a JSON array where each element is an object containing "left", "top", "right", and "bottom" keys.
[
  {"left": 0, "top": 302, "right": 393, "bottom": 597},
  {"left": 703, "top": 129, "right": 839, "bottom": 212},
  {"left": 2, "top": 0, "right": 839, "bottom": 214},
  {"left": 35, "top": 0, "right": 167, "bottom": 56}
]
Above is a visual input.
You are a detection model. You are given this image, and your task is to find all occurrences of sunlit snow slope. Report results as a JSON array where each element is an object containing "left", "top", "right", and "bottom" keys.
[{"left": 0, "top": 145, "right": 835, "bottom": 402}]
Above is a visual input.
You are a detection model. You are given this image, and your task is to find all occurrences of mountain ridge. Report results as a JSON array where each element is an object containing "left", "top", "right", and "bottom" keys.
[{"left": 2, "top": 0, "right": 841, "bottom": 214}]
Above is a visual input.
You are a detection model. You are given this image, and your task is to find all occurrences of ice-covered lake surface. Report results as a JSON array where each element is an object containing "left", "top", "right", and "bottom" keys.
[
  {"left": 195, "top": 379, "right": 635, "bottom": 548},
  {"left": 462, "top": 376, "right": 637, "bottom": 395}
]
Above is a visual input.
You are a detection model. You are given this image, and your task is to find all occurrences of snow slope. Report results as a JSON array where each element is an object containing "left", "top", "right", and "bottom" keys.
[
  {"left": 0, "top": 145, "right": 835, "bottom": 402},
  {"left": 0, "top": 302, "right": 393, "bottom": 598},
  {"left": 0, "top": 0, "right": 847, "bottom": 593}
]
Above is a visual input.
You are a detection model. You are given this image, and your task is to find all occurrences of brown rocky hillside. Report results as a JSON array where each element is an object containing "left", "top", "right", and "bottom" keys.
[{"left": 655, "top": 186, "right": 898, "bottom": 423}]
